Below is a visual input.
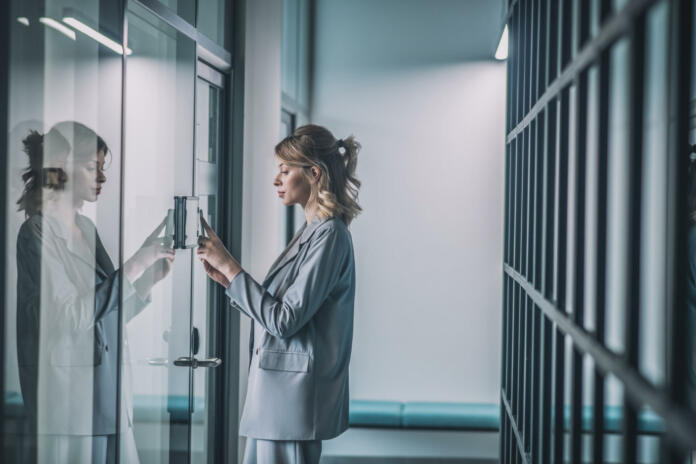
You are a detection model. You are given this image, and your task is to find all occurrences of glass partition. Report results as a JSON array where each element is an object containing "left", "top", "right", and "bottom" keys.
[{"left": 3, "top": 1, "right": 125, "bottom": 463}]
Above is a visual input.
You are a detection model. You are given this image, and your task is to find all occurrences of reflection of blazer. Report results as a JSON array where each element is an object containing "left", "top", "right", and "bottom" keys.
[
  {"left": 226, "top": 216, "right": 356, "bottom": 440},
  {"left": 16, "top": 213, "right": 146, "bottom": 435}
]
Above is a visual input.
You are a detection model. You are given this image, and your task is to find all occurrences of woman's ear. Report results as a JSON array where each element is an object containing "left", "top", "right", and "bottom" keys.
[{"left": 310, "top": 166, "right": 321, "bottom": 183}]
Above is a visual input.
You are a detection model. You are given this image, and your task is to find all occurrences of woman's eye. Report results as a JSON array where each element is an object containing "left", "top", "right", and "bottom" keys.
[{"left": 281, "top": 171, "right": 288, "bottom": 175}]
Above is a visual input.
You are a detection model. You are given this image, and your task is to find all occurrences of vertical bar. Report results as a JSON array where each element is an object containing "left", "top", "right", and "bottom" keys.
[
  {"left": 522, "top": 130, "right": 529, "bottom": 277},
  {"left": 552, "top": 327, "right": 565, "bottom": 464},
  {"left": 570, "top": 68, "right": 589, "bottom": 464},
  {"left": 557, "top": 91, "right": 569, "bottom": 310},
  {"left": 528, "top": 0, "right": 536, "bottom": 112},
  {"left": 515, "top": 139, "right": 522, "bottom": 272},
  {"left": 531, "top": 304, "right": 542, "bottom": 461},
  {"left": 525, "top": 127, "right": 533, "bottom": 278},
  {"left": 665, "top": 0, "right": 693, "bottom": 461},
  {"left": 622, "top": 11, "right": 646, "bottom": 464},
  {"left": 535, "top": 116, "right": 545, "bottom": 290},
  {"left": 541, "top": 316, "right": 553, "bottom": 464},
  {"left": 537, "top": 0, "right": 548, "bottom": 97},
  {"left": 0, "top": 0, "right": 9, "bottom": 455},
  {"left": 544, "top": 102, "right": 557, "bottom": 300},
  {"left": 592, "top": 5, "right": 611, "bottom": 463},
  {"left": 560, "top": 0, "right": 572, "bottom": 70},
  {"left": 521, "top": 0, "right": 528, "bottom": 117},
  {"left": 524, "top": 296, "right": 533, "bottom": 452}
]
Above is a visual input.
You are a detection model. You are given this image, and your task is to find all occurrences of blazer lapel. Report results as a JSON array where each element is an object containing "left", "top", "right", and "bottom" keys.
[{"left": 262, "top": 216, "right": 332, "bottom": 286}]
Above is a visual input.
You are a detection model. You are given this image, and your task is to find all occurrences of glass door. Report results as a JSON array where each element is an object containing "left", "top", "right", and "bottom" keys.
[
  {"left": 191, "top": 61, "right": 225, "bottom": 464},
  {"left": 121, "top": 2, "right": 197, "bottom": 462}
]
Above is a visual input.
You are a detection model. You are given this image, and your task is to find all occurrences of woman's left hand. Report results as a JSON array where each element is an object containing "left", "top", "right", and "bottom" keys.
[{"left": 197, "top": 217, "right": 242, "bottom": 286}]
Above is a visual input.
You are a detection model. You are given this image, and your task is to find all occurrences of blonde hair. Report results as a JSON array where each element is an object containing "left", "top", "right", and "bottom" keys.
[{"left": 275, "top": 124, "right": 362, "bottom": 226}]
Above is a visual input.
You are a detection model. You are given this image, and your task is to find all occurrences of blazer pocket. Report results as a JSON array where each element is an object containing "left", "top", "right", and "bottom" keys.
[{"left": 258, "top": 350, "right": 310, "bottom": 373}]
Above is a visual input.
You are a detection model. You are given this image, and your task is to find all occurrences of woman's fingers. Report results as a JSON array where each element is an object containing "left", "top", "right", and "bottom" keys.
[
  {"left": 200, "top": 216, "right": 218, "bottom": 239},
  {"left": 147, "top": 216, "right": 169, "bottom": 240}
]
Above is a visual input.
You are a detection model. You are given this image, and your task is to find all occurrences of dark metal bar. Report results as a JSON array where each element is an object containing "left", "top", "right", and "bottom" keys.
[
  {"left": 570, "top": 68, "right": 589, "bottom": 464},
  {"left": 0, "top": 0, "right": 10, "bottom": 457},
  {"left": 621, "top": 9, "right": 647, "bottom": 463},
  {"left": 664, "top": 0, "right": 694, "bottom": 461},
  {"left": 559, "top": 0, "right": 572, "bottom": 70},
  {"left": 506, "top": 0, "right": 661, "bottom": 144},
  {"left": 534, "top": 116, "right": 545, "bottom": 291},
  {"left": 544, "top": 103, "right": 557, "bottom": 301},
  {"left": 502, "top": 389, "right": 532, "bottom": 464},
  {"left": 541, "top": 315, "right": 553, "bottom": 464},
  {"left": 552, "top": 324, "right": 565, "bottom": 464},
  {"left": 505, "top": 264, "right": 696, "bottom": 451},
  {"left": 592, "top": 5, "right": 611, "bottom": 461},
  {"left": 522, "top": 130, "right": 529, "bottom": 277},
  {"left": 523, "top": 296, "right": 533, "bottom": 450},
  {"left": 555, "top": 92, "right": 569, "bottom": 310},
  {"left": 537, "top": 0, "right": 547, "bottom": 98},
  {"left": 530, "top": 303, "right": 542, "bottom": 460}
]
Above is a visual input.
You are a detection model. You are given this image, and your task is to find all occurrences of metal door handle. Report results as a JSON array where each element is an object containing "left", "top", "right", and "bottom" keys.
[
  {"left": 147, "top": 357, "right": 169, "bottom": 366},
  {"left": 173, "top": 356, "right": 221, "bottom": 369}
]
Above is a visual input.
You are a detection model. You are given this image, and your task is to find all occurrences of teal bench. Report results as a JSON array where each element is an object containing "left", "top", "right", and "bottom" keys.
[
  {"left": 4, "top": 393, "right": 665, "bottom": 434},
  {"left": 348, "top": 400, "right": 665, "bottom": 434},
  {"left": 348, "top": 400, "right": 500, "bottom": 431}
]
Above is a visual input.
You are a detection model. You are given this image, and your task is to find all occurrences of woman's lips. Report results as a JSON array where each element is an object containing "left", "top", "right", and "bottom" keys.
[{"left": 278, "top": 191, "right": 285, "bottom": 197}]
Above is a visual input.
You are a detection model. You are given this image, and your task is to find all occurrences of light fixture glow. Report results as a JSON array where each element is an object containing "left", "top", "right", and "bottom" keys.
[
  {"left": 495, "top": 25, "right": 509, "bottom": 60},
  {"left": 17, "top": 17, "right": 29, "bottom": 26},
  {"left": 62, "top": 17, "right": 132, "bottom": 55},
  {"left": 39, "top": 17, "right": 76, "bottom": 40}
]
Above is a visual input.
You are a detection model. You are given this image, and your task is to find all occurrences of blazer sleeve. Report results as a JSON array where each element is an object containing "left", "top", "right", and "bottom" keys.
[
  {"left": 17, "top": 219, "right": 142, "bottom": 333},
  {"left": 225, "top": 224, "right": 348, "bottom": 339}
]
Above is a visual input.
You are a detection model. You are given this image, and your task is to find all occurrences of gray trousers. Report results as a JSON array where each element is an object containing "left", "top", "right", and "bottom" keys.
[{"left": 242, "top": 438, "right": 322, "bottom": 464}]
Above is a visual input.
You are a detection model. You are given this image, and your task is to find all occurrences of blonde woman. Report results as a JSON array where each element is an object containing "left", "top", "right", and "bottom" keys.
[{"left": 196, "top": 124, "right": 361, "bottom": 464}]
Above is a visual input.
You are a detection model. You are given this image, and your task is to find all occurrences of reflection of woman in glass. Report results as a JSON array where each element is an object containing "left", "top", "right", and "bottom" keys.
[
  {"left": 197, "top": 124, "right": 360, "bottom": 464},
  {"left": 16, "top": 121, "right": 174, "bottom": 464}
]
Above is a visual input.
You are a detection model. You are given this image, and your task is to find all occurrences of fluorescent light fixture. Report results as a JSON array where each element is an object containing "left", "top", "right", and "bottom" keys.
[
  {"left": 39, "top": 17, "right": 76, "bottom": 40},
  {"left": 62, "top": 16, "right": 132, "bottom": 55},
  {"left": 17, "top": 17, "right": 29, "bottom": 26},
  {"left": 495, "top": 25, "right": 509, "bottom": 60}
]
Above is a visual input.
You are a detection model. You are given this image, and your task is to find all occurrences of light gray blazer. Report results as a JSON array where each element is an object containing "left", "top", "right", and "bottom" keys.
[{"left": 225, "top": 216, "right": 356, "bottom": 440}]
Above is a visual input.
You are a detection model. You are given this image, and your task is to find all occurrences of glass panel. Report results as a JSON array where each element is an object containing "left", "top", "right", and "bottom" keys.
[
  {"left": 123, "top": 2, "right": 196, "bottom": 462},
  {"left": 191, "top": 74, "right": 224, "bottom": 464},
  {"left": 197, "top": 0, "right": 227, "bottom": 49},
  {"left": 158, "top": 0, "right": 195, "bottom": 25},
  {"left": 639, "top": 0, "right": 669, "bottom": 388},
  {"left": 605, "top": 37, "right": 630, "bottom": 355},
  {"left": 688, "top": 0, "right": 696, "bottom": 415},
  {"left": 4, "top": 0, "right": 124, "bottom": 463}
]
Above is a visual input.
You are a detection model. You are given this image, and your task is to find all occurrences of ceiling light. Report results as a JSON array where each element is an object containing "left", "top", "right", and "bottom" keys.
[
  {"left": 63, "top": 16, "right": 132, "bottom": 55},
  {"left": 495, "top": 25, "right": 509, "bottom": 61},
  {"left": 39, "top": 17, "right": 76, "bottom": 40},
  {"left": 17, "top": 17, "right": 29, "bottom": 26}
]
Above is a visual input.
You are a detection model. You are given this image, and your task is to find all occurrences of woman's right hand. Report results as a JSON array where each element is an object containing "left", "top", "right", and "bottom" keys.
[{"left": 124, "top": 217, "right": 175, "bottom": 282}]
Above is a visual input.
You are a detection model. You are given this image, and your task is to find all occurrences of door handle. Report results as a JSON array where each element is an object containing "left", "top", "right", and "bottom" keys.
[
  {"left": 173, "top": 356, "right": 222, "bottom": 369},
  {"left": 147, "top": 357, "right": 169, "bottom": 366}
]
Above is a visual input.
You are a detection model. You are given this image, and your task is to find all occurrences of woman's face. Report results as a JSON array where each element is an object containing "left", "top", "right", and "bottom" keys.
[
  {"left": 73, "top": 149, "right": 107, "bottom": 203},
  {"left": 273, "top": 161, "right": 311, "bottom": 208}
]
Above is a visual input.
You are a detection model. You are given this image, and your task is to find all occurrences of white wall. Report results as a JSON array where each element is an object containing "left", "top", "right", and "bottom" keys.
[{"left": 312, "top": 0, "right": 507, "bottom": 405}]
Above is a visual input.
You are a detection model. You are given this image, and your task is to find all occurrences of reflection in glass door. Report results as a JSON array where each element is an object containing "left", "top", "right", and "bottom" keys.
[{"left": 122, "top": 2, "right": 195, "bottom": 462}]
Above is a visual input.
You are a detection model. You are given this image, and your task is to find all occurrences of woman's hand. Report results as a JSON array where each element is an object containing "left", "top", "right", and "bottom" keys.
[
  {"left": 134, "top": 256, "right": 174, "bottom": 300},
  {"left": 124, "top": 217, "right": 175, "bottom": 282},
  {"left": 196, "top": 217, "right": 242, "bottom": 286}
]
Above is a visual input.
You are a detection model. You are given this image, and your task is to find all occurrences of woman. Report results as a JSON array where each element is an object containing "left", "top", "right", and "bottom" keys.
[
  {"left": 197, "top": 124, "right": 361, "bottom": 464},
  {"left": 15, "top": 121, "right": 174, "bottom": 464}
]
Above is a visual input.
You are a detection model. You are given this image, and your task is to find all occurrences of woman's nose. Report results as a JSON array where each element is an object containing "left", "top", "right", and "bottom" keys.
[{"left": 273, "top": 176, "right": 281, "bottom": 186}]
